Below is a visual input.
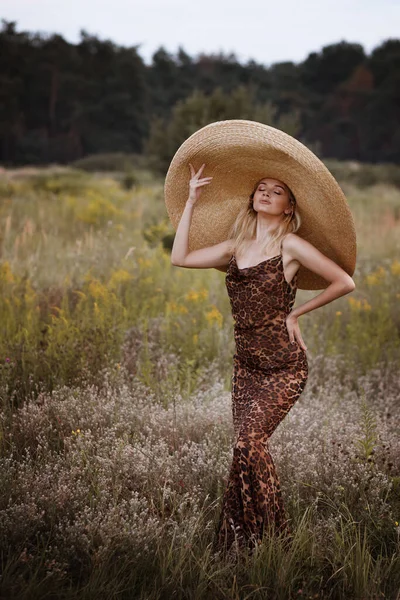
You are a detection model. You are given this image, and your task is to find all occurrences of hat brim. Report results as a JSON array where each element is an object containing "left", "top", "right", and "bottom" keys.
[{"left": 164, "top": 119, "right": 357, "bottom": 290}]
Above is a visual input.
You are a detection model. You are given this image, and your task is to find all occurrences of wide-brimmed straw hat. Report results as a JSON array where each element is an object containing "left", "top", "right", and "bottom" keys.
[{"left": 164, "top": 119, "right": 356, "bottom": 290}]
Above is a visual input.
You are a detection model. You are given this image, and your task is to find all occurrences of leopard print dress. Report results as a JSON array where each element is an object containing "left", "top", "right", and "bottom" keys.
[{"left": 214, "top": 246, "right": 309, "bottom": 554}]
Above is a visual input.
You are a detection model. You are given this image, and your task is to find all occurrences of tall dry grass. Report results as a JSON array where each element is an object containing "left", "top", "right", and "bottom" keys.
[{"left": 0, "top": 165, "right": 399, "bottom": 599}]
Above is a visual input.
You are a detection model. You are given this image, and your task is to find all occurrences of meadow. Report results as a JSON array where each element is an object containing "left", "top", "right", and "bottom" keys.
[{"left": 0, "top": 163, "right": 399, "bottom": 599}]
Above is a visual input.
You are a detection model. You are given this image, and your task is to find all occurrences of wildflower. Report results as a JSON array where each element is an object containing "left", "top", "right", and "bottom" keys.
[
  {"left": 365, "top": 266, "right": 386, "bottom": 286},
  {"left": 137, "top": 257, "right": 152, "bottom": 269},
  {"left": 185, "top": 290, "right": 200, "bottom": 302},
  {"left": 390, "top": 260, "right": 400, "bottom": 276},
  {"left": 166, "top": 301, "right": 188, "bottom": 314},
  {"left": 348, "top": 297, "right": 363, "bottom": 310},
  {"left": 365, "top": 274, "right": 379, "bottom": 286},
  {"left": 348, "top": 297, "right": 371, "bottom": 311},
  {"left": 0, "top": 261, "right": 15, "bottom": 283},
  {"left": 205, "top": 305, "right": 223, "bottom": 327},
  {"left": 108, "top": 269, "right": 133, "bottom": 288},
  {"left": 335, "top": 311, "right": 342, "bottom": 316},
  {"left": 88, "top": 279, "right": 108, "bottom": 300}
]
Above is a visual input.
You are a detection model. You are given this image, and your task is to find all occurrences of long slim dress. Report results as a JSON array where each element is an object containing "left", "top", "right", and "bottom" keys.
[{"left": 214, "top": 247, "right": 309, "bottom": 553}]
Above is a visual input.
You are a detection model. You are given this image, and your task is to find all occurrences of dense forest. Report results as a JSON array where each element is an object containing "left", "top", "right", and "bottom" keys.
[{"left": 0, "top": 19, "right": 399, "bottom": 169}]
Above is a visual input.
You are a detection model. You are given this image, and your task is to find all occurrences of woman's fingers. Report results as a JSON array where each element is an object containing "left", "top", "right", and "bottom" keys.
[
  {"left": 189, "top": 162, "right": 201, "bottom": 178},
  {"left": 195, "top": 180, "right": 212, "bottom": 187},
  {"left": 193, "top": 176, "right": 213, "bottom": 188},
  {"left": 294, "top": 330, "right": 307, "bottom": 351},
  {"left": 189, "top": 162, "right": 207, "bottom": 180},
  {"left": 197, "top": 163, "right": 206, "bottom": 177},
  {"left": 286, "top": 319, "right": 307, "bottom": 350}
]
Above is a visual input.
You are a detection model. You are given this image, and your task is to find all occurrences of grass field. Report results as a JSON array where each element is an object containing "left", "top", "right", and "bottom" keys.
[{"left": 0, "top": 165, "right": 399, "bottom": 599}]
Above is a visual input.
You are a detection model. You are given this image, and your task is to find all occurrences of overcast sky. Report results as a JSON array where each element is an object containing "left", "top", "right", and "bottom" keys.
[{"left": 2, "top": 0, "right": 399, "bottom": 66}]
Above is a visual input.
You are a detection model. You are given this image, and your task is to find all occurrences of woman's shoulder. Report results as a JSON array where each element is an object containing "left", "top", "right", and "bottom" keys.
[
  {"left": 281, "top": 232, "right": 301, "bottom": 250},
  {"left": 224, "top": 237, "right": 237, "bottom": 255}
]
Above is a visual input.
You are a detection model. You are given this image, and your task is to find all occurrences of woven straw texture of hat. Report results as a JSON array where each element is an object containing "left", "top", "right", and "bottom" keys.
[{"left": 164, "top": 119, "right": 357, "bottom": 290}]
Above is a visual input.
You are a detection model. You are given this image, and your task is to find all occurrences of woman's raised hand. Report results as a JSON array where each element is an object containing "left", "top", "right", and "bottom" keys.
[{"left": 188, "top": 162, "right": 213, "bottom": 205}]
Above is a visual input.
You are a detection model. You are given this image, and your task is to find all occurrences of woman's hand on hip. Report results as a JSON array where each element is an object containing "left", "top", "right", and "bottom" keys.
[{"left": 286, "top": 312, "right": 307, "bottom": 352}]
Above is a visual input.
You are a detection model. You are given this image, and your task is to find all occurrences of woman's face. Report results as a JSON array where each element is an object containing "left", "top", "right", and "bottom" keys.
[{"left": 253, "top": 177, "right": 292, "bottom": 218}]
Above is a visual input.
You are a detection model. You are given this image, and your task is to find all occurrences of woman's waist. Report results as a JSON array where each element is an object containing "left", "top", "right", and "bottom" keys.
[
  {"left": 233, "top": 314, "right": 288, "bottom": 332},
  {"left": 233, "top": 324, "right": 305, "bottom": 359}
]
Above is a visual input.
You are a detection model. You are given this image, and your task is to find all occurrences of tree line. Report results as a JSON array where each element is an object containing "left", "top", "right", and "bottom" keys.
[{"left": 1, "top": 19, "right": 399, "bottom": 170}]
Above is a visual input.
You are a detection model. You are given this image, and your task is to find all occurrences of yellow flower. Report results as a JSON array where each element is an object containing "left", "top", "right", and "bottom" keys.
[
  {"left": 88, "top": 279, "right": 108, "bottom": 300},
  {"left": 348, "top": 297, "right": 363, "bottom": 310},
  {"left": 0, "top": 261, "right": 15, "bottom": 283},
  {"left": 362, "top": 300, "right": 371, "bottom": 311},
  {"left": 390, "top": 260, "right": 400, "bottom": 276},
  {"left": 365, "top": 266, "right": 387, "bottom": 286},
  {"left": 365, "top": 274, "right": 379, "bottom": 286},
  {"left": 395, "top": 521, "right": 399, "bottom": 526},
  {"left": 166, "top": 301, "right": 177, "bottom": 313},
  {"left": 205, "top": 305, "right": 223, "bottom": 327},
  {"left": 185, "top": 290, "right": 200, "bottom": 302},
  {"left": 108, "top": 269, "right": 133, "bottom": 288},
  {"left": 166, "top": 301, "right": 188, "bottom": 314},
  {"left": 137, "top": 257, "right": 152, "bottom": 269},
  {"left": 348, "top": 297, "right": 371, "bottom": 311},
  {"left": 335, "top": 311, "right": 342, "bottom": 316}
]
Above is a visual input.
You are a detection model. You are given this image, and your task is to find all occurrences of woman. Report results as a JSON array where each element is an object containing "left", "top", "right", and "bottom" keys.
[{"left": 170, "top": 161, "right": 356, "bottom": 555}]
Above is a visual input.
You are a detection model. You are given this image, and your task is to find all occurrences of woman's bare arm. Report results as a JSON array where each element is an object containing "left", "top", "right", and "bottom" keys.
[
  {"left": 285, "top": 232, "right": 356, "bottom": 316},
  {"left": 283, "top": 232, "right": 356, "bottom": 351},
  {"left": 170, "top": 162, "right": 235, "bottom": 270},
  {"left": 171, "top": 235, "right": 235, "bottom": 269}
]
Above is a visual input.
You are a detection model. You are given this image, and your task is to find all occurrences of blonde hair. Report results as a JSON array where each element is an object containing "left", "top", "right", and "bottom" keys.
[{"left": 227, "top": 177, "right": 302, "bottom": 258}]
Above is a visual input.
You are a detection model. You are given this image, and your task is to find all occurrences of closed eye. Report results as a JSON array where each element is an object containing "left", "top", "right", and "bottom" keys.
[{"left": 259, "top": 187, "right": 281, "bottom": 195}]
